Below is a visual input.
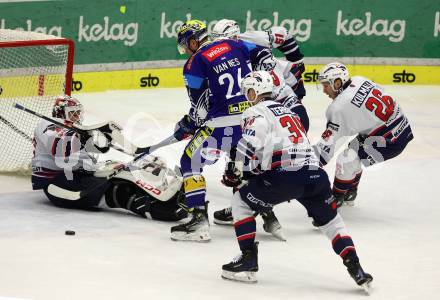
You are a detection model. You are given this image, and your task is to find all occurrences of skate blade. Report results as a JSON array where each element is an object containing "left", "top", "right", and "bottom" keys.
[
  {"left": 344, "top": 201, "right": 355, "bottom": 207},
  {"left": 221, "top": 270, "right": 257, "bottom": 283},
  {"left": 270, "top": 228, "right": 287, "bottom": 241},
  {"left": 361, "top": 280, "right": 373, "bottom": 295},
  {"left": 170, "top": 231, "right": 211, "bottom": 242},
  {"left": 213, "top": 219, "right": 234, "bottom": 226}
]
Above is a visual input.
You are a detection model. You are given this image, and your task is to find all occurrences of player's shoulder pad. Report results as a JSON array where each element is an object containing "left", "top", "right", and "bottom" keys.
[
  {"left": 326, "top": 98, "right": 348, "bottom": 121},
  {"left": 239, "top": 40, "right": 258, "bottom": 51}
]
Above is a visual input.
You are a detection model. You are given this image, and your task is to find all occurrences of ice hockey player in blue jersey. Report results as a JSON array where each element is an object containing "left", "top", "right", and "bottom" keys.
[
  {"left": 211, "top": 19, "right": 307, "bottom": 100},
  {"left": 170, "top": 20, "right": 254, "bottom": 242},
  {"left": 220, "top": 71, "right": 373, "bottom": 292}
]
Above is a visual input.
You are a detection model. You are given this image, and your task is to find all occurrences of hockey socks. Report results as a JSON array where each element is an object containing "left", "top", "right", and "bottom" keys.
[
  {"left": 234, "top": 216, "right": 256, "bottom": 252},
  {"left": 182, "top": 173, "right": 206, "bottom": 208},
  {"left": 319, "top": 213, "right": 357, "bottom": 259}
]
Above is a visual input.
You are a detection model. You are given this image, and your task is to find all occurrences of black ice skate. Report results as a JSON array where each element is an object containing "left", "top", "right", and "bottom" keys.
[
  {"left": 170, "top": 207, "right": 210, "bottom": 242},
  {"left": 213, "top": 206, "right": 233, "bottom": 225},
  {"left": 343, "top": 255, "right": 373, "bottom": 294},
  {"left": 335, "top": 187, "right": 358, "bottom": 208},
  {"left": 261, "top": 211, "right": 286, "bottom": 241},
  {"left": 222, "top": 242, "right": 259, "bottom": 283},
  {"left": 344, "top": 187, "right": 358, "bottom": 206}
]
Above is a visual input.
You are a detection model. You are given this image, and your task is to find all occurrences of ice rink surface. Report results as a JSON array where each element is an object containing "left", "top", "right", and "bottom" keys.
[{"left": 0, "top": 84, "right": 439, "bottom": 300}]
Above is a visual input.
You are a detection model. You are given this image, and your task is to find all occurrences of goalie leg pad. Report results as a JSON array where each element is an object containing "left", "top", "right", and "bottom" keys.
[
  {"left": 105, "top": 180, "right": 187, "bottom": 221},
  {"left": 44, "top": 171, "right": 108, "bottom": 209}
]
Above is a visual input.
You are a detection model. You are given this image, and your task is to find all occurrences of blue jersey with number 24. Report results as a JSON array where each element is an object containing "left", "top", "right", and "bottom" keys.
[{"left": 183, "top": 39, "right": 256, "bottom": 127}]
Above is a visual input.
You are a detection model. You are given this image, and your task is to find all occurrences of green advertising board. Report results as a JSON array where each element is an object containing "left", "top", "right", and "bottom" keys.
[{"left": 1, "top": 0, "right": 439, "bottom": 65}]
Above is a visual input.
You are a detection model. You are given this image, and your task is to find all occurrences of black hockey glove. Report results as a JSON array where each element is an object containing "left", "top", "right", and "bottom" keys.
[
  {"left": 221, "top": 162, "right": 242, "bottom": 188},
  {"left": 80, "top": 130, "right": 111, "bottom": 154},
  {"left": 77, "top": 129, "right": 92, "bottom": 146},
  {"left": 173, "top": 115, "right": 196, "bottom": 141}
]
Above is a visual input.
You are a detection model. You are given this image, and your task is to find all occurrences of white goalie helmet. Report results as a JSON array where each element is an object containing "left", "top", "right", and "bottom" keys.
[
  {"left": 52, "top": 95, "right": 84, "bottom": 124},
  {"left": 241, "top": 71, "right": 274, "bottom": 104},
  {"left": 318, "top": 62, "right": 350, "bottom": 92},
  {"left": 210, "top": 19, "right": 240, "bottom": 40}
]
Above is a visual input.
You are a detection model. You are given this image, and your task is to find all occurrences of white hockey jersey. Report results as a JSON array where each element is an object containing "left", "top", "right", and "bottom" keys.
[
  {"left": 315, "top": 76, "right": 411, "bottom": 165},
  {"left": 236, "top": 100, "right": 318, "bottom": 174},
  {"left": 239, "top": 26, "right": 303, "bottom": 63},
  {"left": 32, "top": 119, "right": 95, "bottom": 176},
  {"left": 239, "top": 27, "right": 300, "bottom": 94}
]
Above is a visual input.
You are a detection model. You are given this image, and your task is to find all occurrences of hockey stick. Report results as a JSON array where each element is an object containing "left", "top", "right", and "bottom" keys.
[
  {"left": 49, "top": 135, "right": 181, "bottom": 200},
  {"left": 0, "top": 114, "right": 33, "bottom": 142},
  {"left": 134, "top": 135, "right": 179, "bottom": 158},
  {"left": 13, "top": 103, "right": 134, "bottom": 156}
]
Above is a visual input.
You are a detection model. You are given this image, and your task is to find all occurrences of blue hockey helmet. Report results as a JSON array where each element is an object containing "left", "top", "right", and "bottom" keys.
[{"left": 177, "top": 20, "right": 207, "bottom": 54}]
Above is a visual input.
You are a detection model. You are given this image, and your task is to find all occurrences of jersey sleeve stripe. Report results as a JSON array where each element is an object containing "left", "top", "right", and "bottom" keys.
[{"left": 184, "top": 74, "right": 204, "bottom": 89}]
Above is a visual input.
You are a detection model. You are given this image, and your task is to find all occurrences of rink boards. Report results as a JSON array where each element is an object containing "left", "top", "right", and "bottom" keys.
[
  {"left": 69, "top": 64, "right": 440, "bottom": 93},
  {"left": 1, "top": 64, "right": 439, "bottom": 96}
]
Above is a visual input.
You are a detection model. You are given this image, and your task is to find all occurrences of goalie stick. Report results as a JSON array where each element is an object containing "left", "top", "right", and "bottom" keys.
[
  {"left": 0, "top": 114, "right": 33, "bottom": 142},
  {"left": 134, "top": 135, "right": 179, "bottom": 157},
  {"left": 15, "top": 102, "right": 181, "bottom": 162},
  {"left": 106, "top": 134, "right": 180, "bottom": 177}
]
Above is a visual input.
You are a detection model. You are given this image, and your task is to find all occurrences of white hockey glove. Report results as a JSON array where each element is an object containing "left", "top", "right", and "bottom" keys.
[
  {"left": 268, "top": 26, "right": 290, "bottom": 48},
  {"left": 77, "top": 121, "right": 137, "bottom": 155}
]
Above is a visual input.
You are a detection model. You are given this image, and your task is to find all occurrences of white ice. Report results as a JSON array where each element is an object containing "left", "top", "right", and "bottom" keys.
[{"left": 0, "top": 84, "right": 439, "bottom": 300}]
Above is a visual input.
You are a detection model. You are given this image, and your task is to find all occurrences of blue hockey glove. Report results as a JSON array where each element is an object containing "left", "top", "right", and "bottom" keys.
[{"left": 173, "top": 115, "right": 196, "bottom": 141}]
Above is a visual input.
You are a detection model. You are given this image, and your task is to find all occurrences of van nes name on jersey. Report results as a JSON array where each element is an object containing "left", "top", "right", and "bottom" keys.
[{"left": 213, "top": 58, "right": 241, "bottom": 74}]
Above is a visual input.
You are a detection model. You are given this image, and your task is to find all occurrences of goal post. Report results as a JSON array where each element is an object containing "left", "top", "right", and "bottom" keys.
[{"left": 0, "top": 29, "right": 75, "bottom": 173}]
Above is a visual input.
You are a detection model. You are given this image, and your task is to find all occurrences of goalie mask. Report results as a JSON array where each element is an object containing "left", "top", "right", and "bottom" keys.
[
  {"left": 177, "top": 20, "right": 208, "bottom": 54},
  {"left": 52, "top": 95, "right": 84, "bottom": 124},
  {"left": 317, "top": 62, "right": 350, "bottom": 93},
  {"left": 211, "top": 19, "right": 240, "bottom": 40},
  {"left": 240, "top": 71, "right": 274, "bottom": 105}
]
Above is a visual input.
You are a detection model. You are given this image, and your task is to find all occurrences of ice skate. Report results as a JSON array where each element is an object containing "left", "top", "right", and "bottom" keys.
[
  {"left": 170, "top": 207, "right": 211, "bottom": 242},
  {"left": 222, "top": 242, "right": 259, "bottom": 283},
  {"left": 335, "top": 187, "right": 358, "bottom": 208},
  {"left": 261, "top": 211, "right": 286, "bottom": 241},
  {"left": 213, "top": 206, "right": 233, "bottom": 225},
  {"left": 343, "top": 256, "right": 373, "bottom": 294},
  {"left": 344, "top": 187, "right": 358, "bottom": 206}
]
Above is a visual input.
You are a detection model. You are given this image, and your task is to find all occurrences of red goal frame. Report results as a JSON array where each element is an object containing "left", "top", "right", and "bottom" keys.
[{"left": 0, "top": 38, "right": 75, "bottom": 95}]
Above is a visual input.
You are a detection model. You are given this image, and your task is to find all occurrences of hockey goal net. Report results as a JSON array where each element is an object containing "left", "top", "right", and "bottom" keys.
[{"left": 0, "top": 29, "right": 74, "bottom": 173}]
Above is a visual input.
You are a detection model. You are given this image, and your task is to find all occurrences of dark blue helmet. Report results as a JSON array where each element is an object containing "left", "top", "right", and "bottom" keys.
[{"left": 177, "top": 20, "right": 207, "bottom": 54}]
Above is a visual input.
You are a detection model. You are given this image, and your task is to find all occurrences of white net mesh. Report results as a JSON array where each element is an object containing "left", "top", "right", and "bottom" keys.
[{"left": 0, "top": 29, "right": 73, "bottom": 173}]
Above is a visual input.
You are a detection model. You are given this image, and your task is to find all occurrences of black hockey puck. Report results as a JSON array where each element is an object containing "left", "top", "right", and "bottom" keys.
[{"left": 65, "top": 230, "right": 75, "bottom": 236}]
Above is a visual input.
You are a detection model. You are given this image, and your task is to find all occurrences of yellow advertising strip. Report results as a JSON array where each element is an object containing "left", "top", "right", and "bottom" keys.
[
  {"left": 303, "top": 65, "right": 440, "bottom": 85},
  {"left": 71, "top": 68, "right": 183, "bottom": 93},
  {"left": 0, "top": 74, "right": 65, "bottom": 98},
  {"left": 2, "top": 65, "right": 439, "bottom": 97},
  {"left": 70, "top": 65, "right": 440, "bottom": 93}
]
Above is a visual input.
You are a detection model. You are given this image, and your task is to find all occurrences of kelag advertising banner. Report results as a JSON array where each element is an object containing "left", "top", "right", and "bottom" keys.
[{"left": 1, "top": 0, "right": 439, "bottom": 65}]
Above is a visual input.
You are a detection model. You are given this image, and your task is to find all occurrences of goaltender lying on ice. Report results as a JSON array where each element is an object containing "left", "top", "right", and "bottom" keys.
[{"left": 30, "top": 95, "right": 187, "bottom": 222}]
